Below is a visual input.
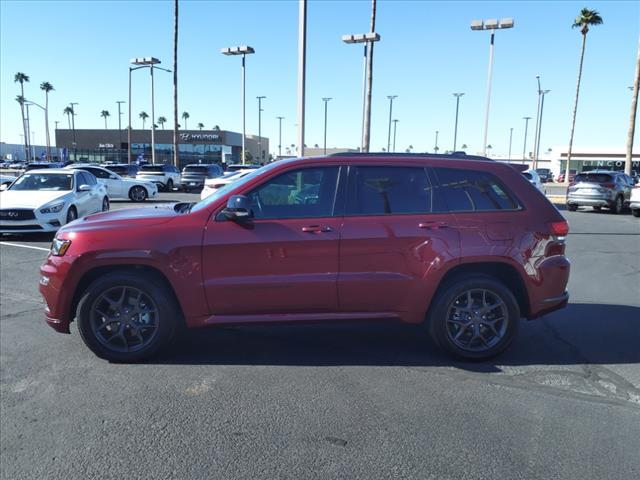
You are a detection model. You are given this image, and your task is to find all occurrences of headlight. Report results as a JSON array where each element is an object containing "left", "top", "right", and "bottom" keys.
[
  {"left": 50, "top": 238, "right": 72, "bottom": 256},
  {"left": 40, "top": 202, "right": 65, "bottom": 214}
]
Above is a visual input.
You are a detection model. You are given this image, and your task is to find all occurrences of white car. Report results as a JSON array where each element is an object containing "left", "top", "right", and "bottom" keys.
[
  {"left": 67, "top": 164, "right": 158, "bottom": 202},
  {"left": 200, "top": 170, "right": 254, "bottom": 200},
  {"left": 136, "top": 164, "right": 181, "bottom": 191},
  {"left": 0, "top": 169, "right": 108, "bottom": 233},
  {"left": 630, "top": 182, "right": 640, "bottom": 217},
  {"left": 522, "top": 170, "right": 545, "bottom": 193}
]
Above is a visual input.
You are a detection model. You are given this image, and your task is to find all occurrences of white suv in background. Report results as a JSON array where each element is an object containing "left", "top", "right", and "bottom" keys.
[
  {"left": 630, "top": 181, "right": 640, "bottom": 217},
  {"left": 136, "top": 164, "right": 181, "bottom": 191}
]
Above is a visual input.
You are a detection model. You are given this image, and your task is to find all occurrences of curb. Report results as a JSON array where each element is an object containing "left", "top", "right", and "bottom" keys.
[{"left": 545, "top": 194, "right": 565, "bottom": 205}]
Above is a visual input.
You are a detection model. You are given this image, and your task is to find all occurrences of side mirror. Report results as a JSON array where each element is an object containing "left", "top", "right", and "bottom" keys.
[
  {"left": 78, "top": 184, "right": 91, "bottom": 192},
  {"left": 222, "top": 194, "right": 253, "bottom": 221},
  {"left": 0, "top": 184, "right": 8, "bottom": 191}
]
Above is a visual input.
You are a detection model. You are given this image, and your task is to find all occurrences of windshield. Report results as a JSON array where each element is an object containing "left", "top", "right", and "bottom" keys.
[
  {"left": 190, "top": 163, "right": 273, "bottom": 213},
  {"left": 574, "top": 173, "right": 612, "bottom": 183},
  {"left": 9, "top": 173, "right": 74, "bottom": 191},
  {"left": 522, "top": 172, "right": 533, "bottom": 180},
  {"left": 106, "top": 166, "right": 128, "bottom": 175},
  {"left": 183, "top": 166, "right": 209, "bottom": 173}
]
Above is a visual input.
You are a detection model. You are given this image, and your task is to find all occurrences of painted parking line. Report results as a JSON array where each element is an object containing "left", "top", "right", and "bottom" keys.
[{"left": 0, "top": 242, "right": 50, "bottom": 252}]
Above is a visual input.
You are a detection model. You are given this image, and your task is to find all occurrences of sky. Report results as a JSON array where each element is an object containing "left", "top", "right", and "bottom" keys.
[{"left": 0, "top": 0, "right": 638, "bottom": 157}]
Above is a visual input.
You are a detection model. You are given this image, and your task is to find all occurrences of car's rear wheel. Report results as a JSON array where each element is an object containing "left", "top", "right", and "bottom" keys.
[
  {"left": 427, "top": 275, "right": 519, "bottom": 360},
  {"left": 76, "top": 271, "right": 179, "bottom": 362},
  {"left": 567, "top": 204, "right": 578, "bottom": 212},
  {"left": 593, "top": 206, "right": 601, "bottom": 211},
  {"left": 633, "top": 209, "right": 640, "bottom": 218},
  {"left": 610, "top": 195, "right": 623, "bottom": 214},
  {"left": 66, "top": 206, "right": 77, "bottom": 224},
  {"left": 102, "top": 197, "right": 110, "bottom": 212},
  {"left": 129, "top": 186, "right": 148, "bottom": 202},
  {"left": 165, "top": 179, "right": 174, "bottom": 192}
]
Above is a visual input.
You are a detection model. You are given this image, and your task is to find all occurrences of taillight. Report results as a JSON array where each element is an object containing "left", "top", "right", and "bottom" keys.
[
  {"left": 549, "top": 220, "right": 569, "bottom": 237},
  {"left": 601, "top": 183, "right": 614, "bottom": 189}
]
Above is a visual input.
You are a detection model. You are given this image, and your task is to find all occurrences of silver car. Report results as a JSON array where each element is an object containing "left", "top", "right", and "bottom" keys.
[{"left": 566, "top": 171, "right": 633, "bottom": 214}]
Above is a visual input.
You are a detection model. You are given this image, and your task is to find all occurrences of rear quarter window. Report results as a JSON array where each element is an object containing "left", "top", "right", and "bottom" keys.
[
  {"left": 574, "top": 173, "right": 612, "bottom": 183},
  {"left": 432, "top": 167, "right": 520, "bottom": 212}
]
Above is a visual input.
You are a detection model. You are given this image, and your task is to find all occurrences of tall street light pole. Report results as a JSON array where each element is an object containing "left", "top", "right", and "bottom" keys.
[
  {"left": 434, "top": 130, "right": 439, "bottom": 153},
  {"left": 69, "top": 102, "right": 78, "bottom": 160},
  {"left": 276, "top": 116, "right": 284, "bottom": 158},
  {"left": 470, "top": 18, "right": 514, "bottom": 156},
  {"left": 392, "top": 119, "right": 398, "bottom": 152},
  {"left": 533, "top": 75, "right": 542, "bottom": 166},
  {"left": 322, "top": 97, "right": 332, "bottom": 155},
  {"left": 342, "top": 31, "right": 381, "bottom": 152},
  {"left": 508, "top": 127, "right": 514, "bottom": 159},
  {"left": 535, "top": 90, "right": 550, "bottom": 169},
  {"left": 116, "top": 100, "right": 125, "bottom": 155},
  {"left": 222, "top": 46, "right": 255, "bottom": 164},
  {"left": 386, "top": 95, "right": 397, "bottom": 153},
  {"left": 452, "top": 92, "right": 464, "bottom": 151},
  {"left": 131, "top": 57, "right": 170, "bottom": 165},
  {"left": 522, "top": 116, "right": 532, "bottom": 161},
  {"left": 257, "top": 96, "right": 266, "bottom": 162}
]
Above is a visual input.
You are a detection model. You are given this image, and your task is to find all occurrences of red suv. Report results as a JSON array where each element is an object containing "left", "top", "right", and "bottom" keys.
[{"left": 39, "top": 154, "right": 570, "bottom": 362}]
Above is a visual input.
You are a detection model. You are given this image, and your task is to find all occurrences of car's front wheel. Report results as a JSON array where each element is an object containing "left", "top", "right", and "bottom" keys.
[
  {"left": 567, "top": 204, "right": 578, "bottom": 212},
  {"left": 66, "top": 206, "right": 77, "bottom": 224},
  {"left": 165, "top": 179, "right": 174, "bottom": 192},
  {"left": 129, "top": 186, "right": 148, "bottom": 202},
  {"left": 76, "top": 271, "right": 179, "bottom": 362},
  {"left": 102, "top": 197, "right": 110, "bottom": 212},
  {"left": 633, "top": 209, "right": 640, "bottom": 218},
  {"left": 427, "top": 275, "right": 519, "bottom": 360},
  {"left": 610, "top": 195, "right": 623, "bottom": 214}
]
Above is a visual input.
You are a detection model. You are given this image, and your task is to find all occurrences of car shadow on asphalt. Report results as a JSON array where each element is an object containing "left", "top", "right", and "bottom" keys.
[{"left": 151, "top": 303, "right": 640, "bottom": 372}]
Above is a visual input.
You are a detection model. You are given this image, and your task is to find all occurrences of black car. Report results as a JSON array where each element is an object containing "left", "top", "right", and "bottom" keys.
[
  {"left": 535, "top": 168, "right": 553, "bottom": 183},
  {"left": 180, "top": 164, "right": 224, "bottom": 192},
  {"left": 101, "top": 163, "right": 139, "bottom": 178}
]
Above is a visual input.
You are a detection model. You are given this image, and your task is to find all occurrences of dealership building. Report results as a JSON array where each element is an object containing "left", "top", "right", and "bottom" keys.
[{"left": 54, "top": 128, "right": 269, "bottom": 167}]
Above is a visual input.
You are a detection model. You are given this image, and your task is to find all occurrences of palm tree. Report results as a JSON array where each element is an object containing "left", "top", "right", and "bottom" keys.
[
  {"left": 564, "top": 8, "right": 603, "bottom": 184},
  {"left": 40, "top": 82, "right": 54, "bottom": 161},
  {"left": 173, "top": 0, "right": 179, "bottom": 167},
  {"left": 139, "top": 111, "right": 149, "bottom": 129},
  {"left": 461, "top": 144, "right": 468, "bottom": 149},
  {"left": 158, "top": 116, "right": 167, "bottom": 129},
  {"left": 100, "top": 110, "right": 110, "bottom": 129},
  {"left": 14, "top": 72, "right": 30, "bottom": 161},
  {"left": 626, "top": 40, "right": 639, "bottom": 176},
  {"left": 213, "top": 125, "right": 220, "bottom": 131},
  {"left": 63, "top": 106, "right": 73, "bottom": 129},
  {"left": 181, "top": 111, "right": 190, "bottom": 129},
  {"left": 197, "top": 122, "right": 204, "bottom": 130}
]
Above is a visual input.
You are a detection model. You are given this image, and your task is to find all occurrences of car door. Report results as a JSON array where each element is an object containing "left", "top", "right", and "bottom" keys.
[
  {"left": 73, "top": 172, "right": 94, "bottom": 216},
  {"left": 338, "top": 165, "right": 460, "bottom": 316},
  {"left": 87, "top": 167, "right": 122, "bottom": 199},
  {"left": 202, "top": 165, "right": 342, "bottom": 316}
]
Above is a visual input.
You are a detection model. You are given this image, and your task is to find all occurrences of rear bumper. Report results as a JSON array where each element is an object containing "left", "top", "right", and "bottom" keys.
[
  {"left": 630, "top": 201, "right": 640, "bottom": 210},
  {"left": 566, "top": 195, "right": 614, "bottom": 207},
  {"left": 528, "top": 291, "right": 569, "bottom": 319}
]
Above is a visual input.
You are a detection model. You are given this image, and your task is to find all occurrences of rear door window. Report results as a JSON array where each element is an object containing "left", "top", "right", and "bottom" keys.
[
  {"left": 431, "top": 168, "right": 519, "bottom": 212},
  {"left": 574, "top": 173, "right": 612, "bottom": 184},
  {"left": 346, "top": 166, "right": 434, "bottom": 215}
]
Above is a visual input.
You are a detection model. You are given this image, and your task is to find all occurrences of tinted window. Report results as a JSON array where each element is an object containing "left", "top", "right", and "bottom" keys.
[
  {"left": 141, "top": 165, "right": 164, "bottom": 172},
  {"left": 10, "top": 173, "right": 73, "bottom": 191},
  {"left": 79, "top": 172, "right": 97, "bottom": 186},
  {"left": 432, "top": 168, "right": 519, "bottom": 212},
  {"left": 347, "top": 166, "right": 433, "bottom": 215},
  {"left": 85, "top": 167, "right": 111, "bottom": 179},
  {"left": 574, "top": 173, "right": 613, "bottom": 184},
  {"left": 522, "top": 172, "right": 533, "bottom": 180},
  {"left": 247, "top": 167, "right": 339, "bottom": 219}
]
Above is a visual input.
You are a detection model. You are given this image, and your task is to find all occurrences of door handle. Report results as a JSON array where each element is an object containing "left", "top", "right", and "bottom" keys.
[
  {"left": 418, "top": 221, "right": 448, "bottom": 230},
  {"left": 302, "top": 225, "right": 333, "bottom": 233}
]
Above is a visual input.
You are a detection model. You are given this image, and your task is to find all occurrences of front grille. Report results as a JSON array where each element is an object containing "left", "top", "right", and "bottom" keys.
[
  {"left": 0, "top": 209, "right": 36, "bottom": 221},
  {"left": 0, "top": 224, "right": 42, "bottom": 230}
]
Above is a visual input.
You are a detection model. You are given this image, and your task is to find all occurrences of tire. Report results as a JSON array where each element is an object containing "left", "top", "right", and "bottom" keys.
[
  {"left": 76, "top": 271, "right": 179, "bottom": 362},
  {"left": 165, "top": 179, "right": 174, "bottom": 192},
  {"left": 610, "top": 196, "right": 623, "bottom": 214},
  {"left": 567, "top": 204, "right": 578, "bottom": 212},
  {"left": 129, "top": 186, "right": 148, "bottom": 202},
  {"left": 427, "top": 275, "right": 520, "bottom": 361},
  {"left": 66, "top": 206, "right": 77, "bottom": 224},
  {"left": 593, "top": 206, "right": 601, "bottom": 211},
  {"left": 632, "top": 209, "right": 640, "bottom": 218},
  {"left": 102, "top": 197, "right": 110, "bottom": 212}
]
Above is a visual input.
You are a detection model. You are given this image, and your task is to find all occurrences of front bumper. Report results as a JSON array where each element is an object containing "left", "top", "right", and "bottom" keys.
[
  {"left": 0, "top": 211, "right": 65, "bottom": 233},
  {"left": 630, "top": 201, "right": 640, "bottom": 210}
]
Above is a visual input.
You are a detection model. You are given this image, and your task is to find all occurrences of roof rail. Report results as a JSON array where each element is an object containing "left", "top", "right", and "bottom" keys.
[{"left": 326, "top": 151, "right": 493, "bottom": 161}]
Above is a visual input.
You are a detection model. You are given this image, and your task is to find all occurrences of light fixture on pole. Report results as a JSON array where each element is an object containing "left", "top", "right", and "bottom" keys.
[
  {"left": 221, "top": 45, "right": 255, "bottom": 164},
  {"left": 392, "top": 119, "right": 399, "bottom": 152},
  {"left": 522, "top": 116, "right": 532, "bottom": 160},
  {"left": 257, "top": 96, "right": 266, "bottom": 162},
  {"left": 342, "top": 32, "right": 381, "bottom": 152},
  {"left": 131, "top": 57, "right": 170, "bottom": 165},
  {"left": 386, "top": 95, "right": 397, "bottom": 153},
  {"left": 470, "top": 17, "right": 515, "bottom": 156},
  {"left": 322, "top": 97, "right": 332, "bottom": 155},
  {"left": 534, "top": 90, "right": 550, "bottom": 169},
  {"left": 452, "top": 93, "right": 464, "bottom": 151},
  {"left": 116, "top": 100, "right": 125, "bottom": 158},
  {"left": 276, "top": 116, "right": 284, "bottom": 158}
]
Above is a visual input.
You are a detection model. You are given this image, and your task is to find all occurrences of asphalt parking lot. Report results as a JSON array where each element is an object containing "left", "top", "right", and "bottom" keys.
[{"left": 1, "top": 192, "right": 639, "bottom": 480}]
